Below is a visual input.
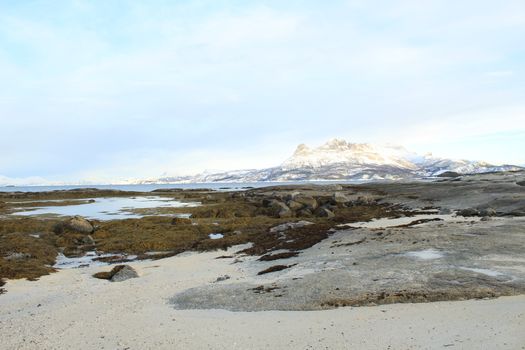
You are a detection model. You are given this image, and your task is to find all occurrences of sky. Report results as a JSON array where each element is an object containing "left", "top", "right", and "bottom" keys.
[{"left": 0, "top": 0, "right": 524, "bottom": 184}]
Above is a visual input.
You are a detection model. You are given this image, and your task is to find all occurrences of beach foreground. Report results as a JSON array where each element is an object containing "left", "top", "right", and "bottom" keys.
[{"left": 2, "top": 248, "right": 524, "bottom": 350}]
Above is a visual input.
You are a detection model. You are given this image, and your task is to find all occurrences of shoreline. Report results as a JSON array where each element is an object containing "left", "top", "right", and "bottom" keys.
[{"left": 2, "top": 248, "right": 524, "bottom": 349}]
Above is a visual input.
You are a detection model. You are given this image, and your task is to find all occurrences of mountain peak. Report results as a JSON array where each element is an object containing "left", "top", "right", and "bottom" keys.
[{"left": 282, "top": 139, "right": 416, "bottom": 170}]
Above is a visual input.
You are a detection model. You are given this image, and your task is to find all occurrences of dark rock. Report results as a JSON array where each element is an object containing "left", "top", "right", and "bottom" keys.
[
  {"left": 296, "top": 208, "right": 313, "bottom": 217},
  {"left": 171, "top": 217, "right": 192, "bottom": 225},
  {"left": 215, "top": 275, "right": 231, "bottom": 282},
  {"left": 81, "top": 235, "right": 95, "bottom": 245},
  {"left": 262, "top": 198, "right": 279, "bottom": 208},
  {"left": 278, "top": 207, "right": 293, "bottom": 218},
  {"left": 314, "top": 207, "right": 335, "bottom": 218},
  {"left": 517, "top": 181, "right": 525, "bottom": 186},
  {"left": 457, "top": 208, "right": 480, "bottom": 217},
  {"left": 354, "top": 196, "right": 376, "bottom": 205},
  {"left": 479, "top": 208, "right": 497, "bottom": 217},
  {"left": 285, "top": 192, "right": 301, "bottom": 201},
  {"left": 437, "top": 171, "right": 461, "bottom": 178}
]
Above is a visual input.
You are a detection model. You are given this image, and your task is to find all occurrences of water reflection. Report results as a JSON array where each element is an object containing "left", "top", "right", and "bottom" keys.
[{"left": 11, "top": 196, "right": 199, "bottom": 220}]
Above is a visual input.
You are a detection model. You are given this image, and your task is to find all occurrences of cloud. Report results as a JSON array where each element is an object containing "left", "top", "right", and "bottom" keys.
[{"left": 0, "top": 1, "right": 524, "bottom": 182}]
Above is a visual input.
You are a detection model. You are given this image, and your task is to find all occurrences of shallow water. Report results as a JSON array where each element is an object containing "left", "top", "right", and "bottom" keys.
[
  {"left": 10, "top": 196, "right": 199, "bottom": 220},
  {"left": 0, "top": 180, "right": 369, "bottom": 193}
]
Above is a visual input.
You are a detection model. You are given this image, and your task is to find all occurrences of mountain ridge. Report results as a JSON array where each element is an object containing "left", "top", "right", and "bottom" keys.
[{"left": 139, "top": 138, "right": 523, "bottom": 184}]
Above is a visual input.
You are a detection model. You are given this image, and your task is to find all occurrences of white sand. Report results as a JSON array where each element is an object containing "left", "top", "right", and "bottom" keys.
[
  {"left": 1, "top": 249, "right": 524, "bottom": 350},
  {"left": 339, "top": 214, "right": 482, "bottom": 229}
]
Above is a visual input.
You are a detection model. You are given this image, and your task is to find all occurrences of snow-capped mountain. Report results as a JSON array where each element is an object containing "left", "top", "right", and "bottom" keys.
[
  {"left": 140, "top": 138, "right": 523, "bottom": 183},
  {"left": 282, "top": 140, "right": 418, "bottom": 170}
]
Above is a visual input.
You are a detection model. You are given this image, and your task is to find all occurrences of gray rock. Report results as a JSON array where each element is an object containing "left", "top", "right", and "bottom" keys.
[
  {"left": 110, "top": 265, "right": 139, "bottom": 282},
  {"left": 439, "top": 208, "right": 452, "bottom": 215},
  {"left": 332, "top": 192, "right": 350, "bottom": 204},
  {"left": 270, "top": 221, "right": 314, "bottom": 233},
  {"left": 4, "top": 252, "right": 32, "bottom": 261}
]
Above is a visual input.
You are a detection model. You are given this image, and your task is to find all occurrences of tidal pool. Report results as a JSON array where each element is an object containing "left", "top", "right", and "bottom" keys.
[{"left": 10, "top": 196, "right": 199, "bottom": 220}]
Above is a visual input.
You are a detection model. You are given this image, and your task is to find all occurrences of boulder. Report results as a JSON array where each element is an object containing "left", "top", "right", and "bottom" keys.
[
  {"left": 332, "top": 192, "right": 350, "bottom": 204},
  {"left": 111, "top": 265, "right": 139, "bottom": 282},
  {"left": 479, "top": 208, "right": 497, "bottom": 217},
  {"left": 286, "top": 200, "right": 303, "bottom": 211},
  {"left": 262, "top": 198, "right": 280, "bottom": 208},
  {"left": 285, "top": 192, "right": 301, "bottom": 201},
  {"left": 93, "top": 265, "right": 139, "bottom": 282},
  {"left": 354, "top": 196, "right": 376, "bottom": 205},
  {"left": 314, "top": 207, "right": 335, "bottom": 218},
  {"left": 64, "top": 216, "right": 94, "bottom": 234},
  {"left": 457, "top": 208, "right": 479, "bottom": 217},
  {"left": 267, "top": 200, "right": 293, "bottom": 218},
  {"left": 294, "top": 196, "right": 318, "bottom": 210},
  {"left": 296, "top": 208, "right": 313, "bottom": 217},
  {"left": 278, "top": 206, "right": 293, "bottom": 218}
]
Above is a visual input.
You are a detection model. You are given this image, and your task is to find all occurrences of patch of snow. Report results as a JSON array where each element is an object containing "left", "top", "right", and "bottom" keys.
[
  {"left": 209, "top": 233, "right": 224, "bottom": 240},
  {"left": 460, "top": 267, "right": 504, "bottom": 277},
  {"left": 404, "top": 249, "right": 444, "bottom": 260}
]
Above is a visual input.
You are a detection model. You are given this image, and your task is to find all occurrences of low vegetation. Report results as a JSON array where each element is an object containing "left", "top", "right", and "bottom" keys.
[{"left": 0, "top": 187, "right": 413, "bottom": 286}]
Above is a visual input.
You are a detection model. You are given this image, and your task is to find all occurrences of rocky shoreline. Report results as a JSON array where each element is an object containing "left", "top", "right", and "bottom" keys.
[{"left": 1, "top": 170, "right": 524, "bottom": 311}]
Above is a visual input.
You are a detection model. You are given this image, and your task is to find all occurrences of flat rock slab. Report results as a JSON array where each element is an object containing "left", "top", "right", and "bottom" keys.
[{"left": 171, "top": 217, "right": 525, "bottom": 311}]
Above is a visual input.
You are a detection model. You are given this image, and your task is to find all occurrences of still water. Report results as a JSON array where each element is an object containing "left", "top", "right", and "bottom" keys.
[{"left": 10, "top": 196, "right": 199, "bottom": 220}]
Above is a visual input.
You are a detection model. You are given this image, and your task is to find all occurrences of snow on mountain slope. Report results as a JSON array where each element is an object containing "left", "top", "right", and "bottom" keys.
[
  {"left": 141, "top": 138, "right": 523, "bottom": 183},
  {"left": 282, "top": 139, "right": 418, "bottom": 170}
]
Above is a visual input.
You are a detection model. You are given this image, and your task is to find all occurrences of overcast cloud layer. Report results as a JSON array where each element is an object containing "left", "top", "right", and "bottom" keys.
[{"left": 1, "top": 0, "right": 524, "bottom": 184}]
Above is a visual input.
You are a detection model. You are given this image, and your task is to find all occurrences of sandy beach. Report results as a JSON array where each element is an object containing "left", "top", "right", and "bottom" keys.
[{"left": 2, "top": 247, "right": 524, "bottom": 350}]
